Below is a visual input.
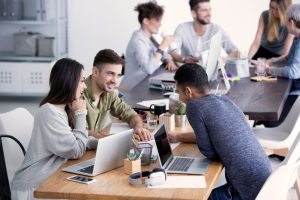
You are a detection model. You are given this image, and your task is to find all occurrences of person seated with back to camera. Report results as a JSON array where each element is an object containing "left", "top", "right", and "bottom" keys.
[
  {"left": 83, "top": 49, "right": 152, "bottom": 150},
  {"left": 119, "top": 1, "right": 177, "bottom": 91},
  {"left": 11, "top": 58, "right": 88, "bottom": 200},
  {"left": 248, "top": 0, "right": 294, "bottom": 60},
  {"left": 169, "top": 63, "right": 271, "bottom": 200},
  {"left": 253, "top": 4, "right": 300, "bottom": 128},
  {"left": 170, "top": 0, "right": 240, "bottom": 65}
]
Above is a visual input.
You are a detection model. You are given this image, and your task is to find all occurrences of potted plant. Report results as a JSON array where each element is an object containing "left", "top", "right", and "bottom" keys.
[{"left": 174, "top": 102, "right": 187, "bottom": 127}]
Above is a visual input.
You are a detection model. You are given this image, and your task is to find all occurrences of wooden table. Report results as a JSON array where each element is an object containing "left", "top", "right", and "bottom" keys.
[
  {"left": 120, "top": 68, "right": 292, "bottom": 121},
  {"left": 34, "top": 143, "right": 222, "bottom": 200}
]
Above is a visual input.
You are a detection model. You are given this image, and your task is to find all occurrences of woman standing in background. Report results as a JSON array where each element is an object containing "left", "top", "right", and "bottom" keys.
[
  {"left": 120, "top": 1, "right": 177, "bottom": 91},
  {"left": 248, "top": 0, "right": 293, "bottom": 60}
]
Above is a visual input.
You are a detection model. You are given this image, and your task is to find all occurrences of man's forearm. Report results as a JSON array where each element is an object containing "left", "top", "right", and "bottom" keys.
[
  {"left": 176, "top": 132, "right": 196, "bottom": 143},
  {"left": 271, "top": 56, "right": 288, "bottom": 67},
  {"left": 129, "top": 115, "right": 143, "bottom": 129}
]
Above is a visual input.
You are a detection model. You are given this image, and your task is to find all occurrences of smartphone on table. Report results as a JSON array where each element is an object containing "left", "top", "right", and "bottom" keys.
[{"left": 67, "top": 175, "right": 96, "bottom": 184}]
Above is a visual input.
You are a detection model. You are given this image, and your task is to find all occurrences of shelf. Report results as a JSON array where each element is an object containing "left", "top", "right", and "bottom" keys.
[
  {"left": 0, "top": 52, "right": 56, "bottom": 62},
  {"left": 0, "top": 19, "right": 58, "bottom": 25}
]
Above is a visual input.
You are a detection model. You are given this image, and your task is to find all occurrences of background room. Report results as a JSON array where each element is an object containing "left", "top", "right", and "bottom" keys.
[{"left": 0, "top": 0, "right": 299, "bottom": 114}]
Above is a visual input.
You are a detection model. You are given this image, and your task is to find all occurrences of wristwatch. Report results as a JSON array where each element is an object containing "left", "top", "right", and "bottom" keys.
[{"left": 156, "top": 48, "right": 164, "bottom": 56}]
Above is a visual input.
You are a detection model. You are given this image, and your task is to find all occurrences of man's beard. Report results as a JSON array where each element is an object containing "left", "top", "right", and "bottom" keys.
[{"left": 196, "top": 17, "right": 210, "bottom": 25}]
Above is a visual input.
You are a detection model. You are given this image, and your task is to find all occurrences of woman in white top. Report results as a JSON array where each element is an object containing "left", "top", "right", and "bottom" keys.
[
  {"left": 120, "top": 1, "right": 177, "bottom": 90},
  {"left": 11, "top": 58, "right": 88, "bottom": 200}
]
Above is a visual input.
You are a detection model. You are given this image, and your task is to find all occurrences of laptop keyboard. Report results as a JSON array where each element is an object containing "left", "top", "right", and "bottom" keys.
[
  {"left": 78, "top": 165, "right": 94, "bottom": 174},
  {"left": 169, "top": 157, "right": 194, "bottom": 172}
]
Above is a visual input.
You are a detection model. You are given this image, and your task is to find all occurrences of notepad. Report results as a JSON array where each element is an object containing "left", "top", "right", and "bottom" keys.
[{"left": 147, "top": 175, "right": 206, "bottom": 188}]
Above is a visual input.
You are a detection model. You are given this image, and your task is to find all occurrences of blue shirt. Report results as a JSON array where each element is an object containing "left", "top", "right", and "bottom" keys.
[
  {"left": 281, "top": 37, "right": 300, "bottom": 92},
  {"left": 186, "top": 95, "right": 271, "bottom": 200}
]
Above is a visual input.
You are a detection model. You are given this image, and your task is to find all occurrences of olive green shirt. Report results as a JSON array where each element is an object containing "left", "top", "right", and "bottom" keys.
[{"left": 83, "top": 75, "right": 137, "bottom": 132}]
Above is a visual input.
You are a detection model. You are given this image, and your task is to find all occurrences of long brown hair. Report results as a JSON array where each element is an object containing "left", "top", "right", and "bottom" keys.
[
  {"left": 40, "top": 58, "right": 84, "bottom": 129},
  {"left": 268, "top": 0, "right": 291, "bottom": 41}
]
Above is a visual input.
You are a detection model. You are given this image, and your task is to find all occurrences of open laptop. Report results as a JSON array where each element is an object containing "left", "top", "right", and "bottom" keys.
[
  {"left": 153, "top": 124, "right": 210, "bottom": 175},
  {"left": 62, "top": 129, "right": 133, "bottom": 176}
]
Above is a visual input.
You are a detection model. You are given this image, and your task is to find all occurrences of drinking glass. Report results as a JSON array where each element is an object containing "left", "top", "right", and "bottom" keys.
[
  {"left": 146, "top": 114, "right": 158, "bottom": 129},
  {"left": 256, "top": 58, "right": 267, "bottom": 77}
]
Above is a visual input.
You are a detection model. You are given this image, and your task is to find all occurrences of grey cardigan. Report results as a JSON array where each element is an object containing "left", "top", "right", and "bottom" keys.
[{"left": 11, "top": 103, "right": 88, "bottom": 191}]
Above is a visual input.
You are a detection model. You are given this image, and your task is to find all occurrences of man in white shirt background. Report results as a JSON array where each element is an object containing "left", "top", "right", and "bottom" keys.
[{"left": 171, "top": 0, "right": 240, "bottom": 64}]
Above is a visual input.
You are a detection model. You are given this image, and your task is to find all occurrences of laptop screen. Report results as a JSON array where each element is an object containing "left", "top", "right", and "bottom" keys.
[{"left": 154, "top": 124, "right": 173, "bottom": 166}]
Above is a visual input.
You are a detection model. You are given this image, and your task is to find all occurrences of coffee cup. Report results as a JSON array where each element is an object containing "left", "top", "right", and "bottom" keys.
[{"left": 149, "top": 103, "right": 166, "bottom": 116}]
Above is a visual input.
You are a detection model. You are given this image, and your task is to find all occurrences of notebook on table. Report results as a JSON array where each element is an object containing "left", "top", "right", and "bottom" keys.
[
  {"left": 153, "top": 124, "right": 210, "bottom": 175},
  {"left": 62, "top": 129, "right": 133, "bottom": 176}
]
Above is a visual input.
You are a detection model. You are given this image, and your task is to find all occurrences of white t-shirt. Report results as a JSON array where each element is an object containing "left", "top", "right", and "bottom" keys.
[{"left": 174, "top": 22, "right": 238, "bottom": 58}]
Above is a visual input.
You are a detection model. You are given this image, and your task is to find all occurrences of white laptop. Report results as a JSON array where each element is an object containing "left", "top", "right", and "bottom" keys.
[
  {"left": 153, "top": 124, "right": 210, "bottom": 175},
  {"left": 62, "top": 129, "right": 133, "bottom": 176}
]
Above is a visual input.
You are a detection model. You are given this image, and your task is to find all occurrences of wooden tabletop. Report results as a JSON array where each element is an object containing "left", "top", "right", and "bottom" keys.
[
  {"left": 120, "top": 67, "right": 292, "bottom": 121},
  {"left": 34, "top": 143, "right": 222, "bottom": 200}
]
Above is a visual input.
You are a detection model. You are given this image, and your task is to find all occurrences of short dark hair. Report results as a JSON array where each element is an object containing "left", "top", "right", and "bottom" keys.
[
  {"left": 40, "top": 58, "right": 84, "bottom": 129},
  {"left": 93, "top": 49, "right": 125, "bottom": 70},
  {"left": 134, "top": 1, "right": 164, "bottom": 24},
  {"left": 189, "top": 0, "right": 210, "bottom": 11},
  {"left": 174, "top": 63, "right": 209, "bottom": 93}
]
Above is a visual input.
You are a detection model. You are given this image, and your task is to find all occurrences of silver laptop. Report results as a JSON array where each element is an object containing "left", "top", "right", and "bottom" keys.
[
  {"left": 62, "top": 129, "right": 133, "bottom": 176},
  {"left": 153, "top": 124, "right": 210, "bottom": 175}
]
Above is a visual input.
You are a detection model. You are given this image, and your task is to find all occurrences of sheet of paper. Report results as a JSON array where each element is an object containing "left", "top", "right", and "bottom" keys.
[
  {"left": 137, "top": 99, "right": 169, "bottom": 110},
  {"left": 109, "top": 123, "right": 131, "bottom": 134},
  {"left": 148, "top": 175, "right": 206, "bottom": 188}
]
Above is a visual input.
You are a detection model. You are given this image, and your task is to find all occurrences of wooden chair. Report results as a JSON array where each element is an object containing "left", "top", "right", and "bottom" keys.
[{"left": 253, "top": 97, "right": 300, "bottom": 156}]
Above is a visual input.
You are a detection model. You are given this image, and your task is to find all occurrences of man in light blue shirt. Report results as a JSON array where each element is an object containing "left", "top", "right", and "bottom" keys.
[{"left": 120, "top": 2, "right": 177, "bottom": 90}]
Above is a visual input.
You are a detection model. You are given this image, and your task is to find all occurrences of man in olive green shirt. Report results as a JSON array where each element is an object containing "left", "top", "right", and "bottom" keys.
[{"left": 84, "top": 49, "right": 152, "bottom": 149}]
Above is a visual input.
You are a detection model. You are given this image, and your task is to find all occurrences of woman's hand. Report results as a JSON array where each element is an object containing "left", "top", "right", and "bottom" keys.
[{"left": 69, "top": 98, "right": 86, "bottom": 113}]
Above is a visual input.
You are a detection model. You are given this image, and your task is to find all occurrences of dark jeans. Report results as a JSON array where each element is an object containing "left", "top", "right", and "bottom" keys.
[
  {"left": 252, "top": 46, "right": 280, "bottom": 60},
  {"left": 254, "top": 95, "right": 298, "bottom": 128},
  {"left": 208, "top": 183, "right": 242, "bottom": 200}
]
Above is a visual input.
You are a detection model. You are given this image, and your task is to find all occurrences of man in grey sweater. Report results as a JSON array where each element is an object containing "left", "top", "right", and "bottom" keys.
[{"left": 173, "top": 63, "right": 271, "bottom": 200}]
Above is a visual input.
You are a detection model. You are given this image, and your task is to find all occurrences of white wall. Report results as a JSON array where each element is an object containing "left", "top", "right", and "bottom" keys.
[{"left": 68, "top": 0, "right": 269, "bottom": 74}]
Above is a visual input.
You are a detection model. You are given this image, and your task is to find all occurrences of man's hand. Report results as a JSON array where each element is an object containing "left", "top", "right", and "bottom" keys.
[
  {"left": 167, "top": 131, "right": 180, "bottom": 143},
  {"left": 184, "top": 55, "right": 199, "bottom": 63},
  {"left": 165, "top": 60, "right": 178, "bottom": 71},
  {"left": 133, "top": 127, "right": 152, "bottom": 141}
]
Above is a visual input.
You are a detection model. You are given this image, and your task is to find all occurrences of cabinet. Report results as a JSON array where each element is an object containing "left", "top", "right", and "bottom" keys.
[{"left": 0, "top": 0, "right": 67, "bottom": 96}]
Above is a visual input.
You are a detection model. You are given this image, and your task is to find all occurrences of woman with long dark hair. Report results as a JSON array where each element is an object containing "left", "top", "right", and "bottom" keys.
[{"left": 11, "top": 58, "right": 88, "bottom": 200}]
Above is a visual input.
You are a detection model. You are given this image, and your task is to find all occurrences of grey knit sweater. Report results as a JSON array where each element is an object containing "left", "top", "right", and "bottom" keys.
[
  {"left": 186, "top": 95, "right": 271, "bottom": 200},
  {"left": 11, "top": 103, "right": 88, "bottom": 191}
]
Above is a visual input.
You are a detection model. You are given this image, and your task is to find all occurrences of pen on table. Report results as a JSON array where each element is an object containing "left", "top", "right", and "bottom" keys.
[
  {"left": 137, "top": 149, "right": 144, "bottom": 159},
  {"left": 131, "top": 138, "right": 138, "bottom": 147}
]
